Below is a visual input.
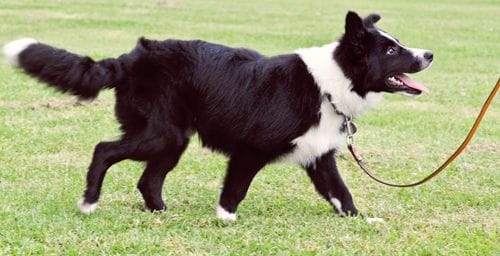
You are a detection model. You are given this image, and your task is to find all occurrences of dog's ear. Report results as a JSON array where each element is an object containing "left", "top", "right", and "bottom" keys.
[
  {"left": 344, "top": 11, "right": 368, "bottom": 55},
  {"left": 363, "top": 13, "right": 381, "bottom": 28}
]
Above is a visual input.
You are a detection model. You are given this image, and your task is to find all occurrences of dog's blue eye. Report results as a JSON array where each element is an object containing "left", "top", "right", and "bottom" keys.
[{"left": 386, "top": 47, "right": 397, "bottom": 55}]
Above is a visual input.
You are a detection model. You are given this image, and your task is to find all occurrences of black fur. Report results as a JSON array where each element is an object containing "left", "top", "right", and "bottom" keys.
[
  {"left": 10, "top": 11, "right": 432, "bottom": 218},
  {"left": 305, "top": 150, "right": 357, "bottom": 215},
  {"left": 19, "top": 43, "right": 124, "bottom": 99},
  {"left": 335, "top": 11, "right": 433, "bottom": 96},
  {"left": 18, "top": 37, "right": 326, "bottom": 212}
]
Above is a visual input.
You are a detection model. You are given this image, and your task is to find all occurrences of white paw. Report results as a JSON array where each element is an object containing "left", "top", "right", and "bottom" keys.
[
  {"left": 77, "top": 198, "right": 98, "bottom": 214},
  {"left": 3, "top": 38, "right": 38, "bottom": 66},
  {"left": 216, "top": 205, "right": 236, "bottom": 221},
  {"left": 366, "top": 217, "right": 385, "bottom": 224},
  {"left": 330, "top": 197, "right": 347, "bottom": 217}
]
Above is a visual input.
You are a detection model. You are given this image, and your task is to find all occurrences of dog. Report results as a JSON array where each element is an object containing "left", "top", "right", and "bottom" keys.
[{"left": 3, "top": 11, "right": 432, "bottom": 221}]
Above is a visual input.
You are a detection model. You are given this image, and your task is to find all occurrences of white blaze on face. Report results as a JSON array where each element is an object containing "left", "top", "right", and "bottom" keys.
[
  {"left": 377, "top": 29, "right": 432, "bottom": 69},
  {"left": 377, "top": 30, "right": 397, "bottom": 42},
  {"left": 378, "top": 30, "right": 415, "bottom": 55},
  {"left": 407, "top": 47, "right": 428, "bottom": 58}
]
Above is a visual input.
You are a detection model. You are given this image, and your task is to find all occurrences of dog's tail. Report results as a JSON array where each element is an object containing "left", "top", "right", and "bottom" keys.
[{"left": 3, "top": 38, "right": 124, "bottom": 99}]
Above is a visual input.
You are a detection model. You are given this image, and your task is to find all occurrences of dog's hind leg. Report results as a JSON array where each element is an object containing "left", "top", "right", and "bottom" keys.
[
  {"left": 78, "top": 140, "right": 134, "bottom": 214},
  {"left": 304, "top": 150, "right": 359, "bottom": 217},
  {"left": 137, "top": 141, "right": 188, "bottom": 212},
  {"left": 78, "top": 125, "right": 188, "bottom": 214},
  {"left": 216, "top": 153, "right": 268, "bottom": 221}
]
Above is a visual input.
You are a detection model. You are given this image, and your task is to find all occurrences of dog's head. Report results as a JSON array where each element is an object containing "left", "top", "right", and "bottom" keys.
[{"left": 335, "top": 11, "right": 433, "bottom": 97}]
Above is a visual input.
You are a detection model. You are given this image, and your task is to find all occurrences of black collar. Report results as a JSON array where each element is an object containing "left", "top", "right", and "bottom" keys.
[
  {"left": 323, "top": 93, "right": 348, "bottom": 117},
  {"left": 323, "top": 93, "right": 357, "bottom": 135}
]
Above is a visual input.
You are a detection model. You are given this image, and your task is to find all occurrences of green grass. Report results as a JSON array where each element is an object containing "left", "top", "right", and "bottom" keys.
[{"left": 0, "top": 0, "right": 498, "bottom": 254}]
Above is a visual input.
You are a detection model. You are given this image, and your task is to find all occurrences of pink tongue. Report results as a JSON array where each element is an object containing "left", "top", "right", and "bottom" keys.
[{"left": 395, "top": 74, "right": 429, "bottom": 93}]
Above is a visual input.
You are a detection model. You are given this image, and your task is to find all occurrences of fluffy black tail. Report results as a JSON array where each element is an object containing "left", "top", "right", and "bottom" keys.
[{"left": 3, "top": 38, "right": 124, "bottom": 99}]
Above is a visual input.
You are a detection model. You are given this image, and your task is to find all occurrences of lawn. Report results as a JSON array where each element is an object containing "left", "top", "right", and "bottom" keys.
[{"left": 0, "top": 0, "right": 498, "bottom": 254}]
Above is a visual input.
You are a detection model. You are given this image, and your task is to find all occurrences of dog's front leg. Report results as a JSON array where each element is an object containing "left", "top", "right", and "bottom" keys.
[
  {"left": 304, "top": 150, "right": 358, "bottom": 216},
  {"left": 216, "top": 153, "right": 267, "bottom": 221}
]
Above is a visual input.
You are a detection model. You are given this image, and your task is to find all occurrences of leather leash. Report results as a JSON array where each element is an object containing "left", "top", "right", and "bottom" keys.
[{"left": 345, "top": 79, "right": 499, "bottom": 187}]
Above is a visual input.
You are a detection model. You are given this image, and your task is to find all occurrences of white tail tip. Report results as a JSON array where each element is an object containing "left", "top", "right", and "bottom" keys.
[
  {"left": 77, "top": 198, "right": 98, "bottom": 214},
  {"left": 3, "top": 38, "right": 38, "bottom": 66}
]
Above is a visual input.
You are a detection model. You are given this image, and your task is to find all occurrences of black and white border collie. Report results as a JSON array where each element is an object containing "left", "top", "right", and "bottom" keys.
[{"left": 3, "top": 11, "right": 432, "bottom": 221}]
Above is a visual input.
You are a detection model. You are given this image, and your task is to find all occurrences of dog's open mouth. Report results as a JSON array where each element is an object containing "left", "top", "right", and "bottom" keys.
[{"left": 385, "top": 74, "right": 429, "bottom": 95}]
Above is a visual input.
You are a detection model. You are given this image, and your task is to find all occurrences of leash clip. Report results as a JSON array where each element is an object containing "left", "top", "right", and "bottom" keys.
[
  {"left": 347, "top": 134, "right": 354, "bottom": 146},
  {"left": 345, "top": 115, "right": 355, "bottom": 146}
]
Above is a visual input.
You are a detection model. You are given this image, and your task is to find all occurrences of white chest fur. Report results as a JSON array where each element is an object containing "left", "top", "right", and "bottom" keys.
[
  {"left": 281, "top": 42, "right": 383, "bottom": 165},
  {"left": 281, "top": 100, "right": 346, "bottom": 165}
]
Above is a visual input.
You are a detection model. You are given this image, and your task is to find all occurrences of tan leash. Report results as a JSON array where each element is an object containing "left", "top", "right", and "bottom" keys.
[{"left": 346, "top": 78, "right": 499, "bottom": 187}]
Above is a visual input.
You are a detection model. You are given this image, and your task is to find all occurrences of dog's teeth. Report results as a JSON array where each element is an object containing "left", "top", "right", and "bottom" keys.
[{"left": 388, "top": 76, "right": 404, "bottom": 86}]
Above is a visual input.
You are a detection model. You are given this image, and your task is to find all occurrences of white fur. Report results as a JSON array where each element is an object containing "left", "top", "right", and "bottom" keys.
[
  {"left": 77, "top": 198, "right": 98, "bottom": 214},
  {"left": 408, "top": 47, "right": 433, "bottom": 70},
  {"left": 282, "top": 100, "right": 345, "bottom": 164},
  {"left": 330, "top": 197, "right": 346, "bottom": 217},
  {"left": 407, "top": 47, "right": 428, "bottom": 58},
  {"left": 295, "top": 43, "right": 383, "bottom": 117},
  {"left": 216, "top": 205, "right": 236, "bottom": 221},
  {"left": 3, "top": 38, "right": 38, "bottom": 66},
  {"left": 281, "top": 43, "right": 383, "bottom": 165}
]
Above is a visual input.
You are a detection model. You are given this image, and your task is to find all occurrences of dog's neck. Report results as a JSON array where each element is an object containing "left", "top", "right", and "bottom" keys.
[{"left": 295, "top": 42, "right": 383, "bottom": 117}]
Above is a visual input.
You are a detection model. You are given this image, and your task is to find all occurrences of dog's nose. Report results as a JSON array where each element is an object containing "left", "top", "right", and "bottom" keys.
[{"left": 424, "top": 51, "right": 433, "bottom": 61}]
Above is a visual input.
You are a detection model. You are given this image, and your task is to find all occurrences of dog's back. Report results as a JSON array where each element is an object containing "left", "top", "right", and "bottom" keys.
[{"left": 5, "top": 36, "right": 322, "bottom": 158}]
